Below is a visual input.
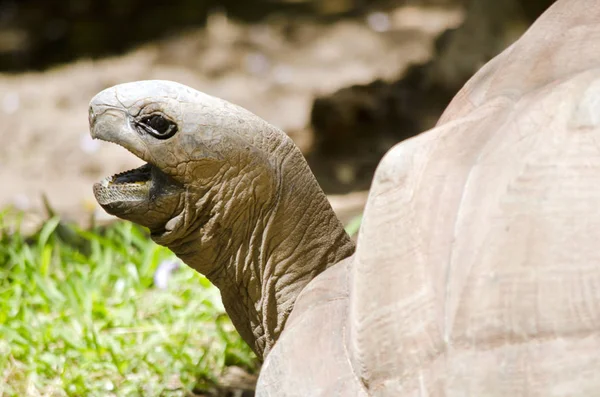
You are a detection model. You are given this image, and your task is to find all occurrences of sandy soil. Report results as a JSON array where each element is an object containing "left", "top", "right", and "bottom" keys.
[{"left": 0, "top": 5, "right": 462, "bottom": 231}]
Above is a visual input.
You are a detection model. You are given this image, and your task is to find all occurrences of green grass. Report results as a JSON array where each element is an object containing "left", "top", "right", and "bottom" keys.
[
  {"left": 0, "top": 210, "right": 258, "bottom": 396},
  {"left": 344, "top": 214, "right": 363, "bottom": 238}
]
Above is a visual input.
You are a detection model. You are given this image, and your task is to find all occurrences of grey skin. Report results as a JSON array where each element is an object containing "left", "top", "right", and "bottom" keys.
[
  {"left": 89, "top": 81, "right": 355, "bottom": 358},
  {"left": 91, "top": 1, "right": 600, "bottom": 395}
]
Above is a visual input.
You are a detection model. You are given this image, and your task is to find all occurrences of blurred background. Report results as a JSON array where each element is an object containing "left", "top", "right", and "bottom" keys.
[
  {"left": 0, "top": 0, "right": 555, "bottom": 230},
  {"left": 0, "top": 0, "right": 556, "bottom": 395}
]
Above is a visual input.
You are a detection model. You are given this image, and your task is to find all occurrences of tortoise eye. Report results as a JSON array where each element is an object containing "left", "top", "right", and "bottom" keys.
[{"left": 137, "top": 114, "right": 178, "bottom": 139}]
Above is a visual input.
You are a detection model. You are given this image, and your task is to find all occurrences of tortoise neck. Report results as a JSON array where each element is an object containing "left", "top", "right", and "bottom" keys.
[{"left": 167, "top": 134, "right": 355, "bottom": 359}]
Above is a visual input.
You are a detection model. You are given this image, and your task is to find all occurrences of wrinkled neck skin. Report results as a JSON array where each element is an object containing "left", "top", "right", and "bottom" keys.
[{"left": 152, "top": 118, "right": 355, "bottom": 358}]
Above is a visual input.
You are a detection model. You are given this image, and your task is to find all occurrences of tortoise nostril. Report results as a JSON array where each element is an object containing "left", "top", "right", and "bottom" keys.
[{"left": 88, "top": 107, "right": 96, "bottom": 127}]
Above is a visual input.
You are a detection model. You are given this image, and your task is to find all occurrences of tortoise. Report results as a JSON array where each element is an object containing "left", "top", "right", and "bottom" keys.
[{"left": 89, "top": 0, "right": 600, "bottom": 394}]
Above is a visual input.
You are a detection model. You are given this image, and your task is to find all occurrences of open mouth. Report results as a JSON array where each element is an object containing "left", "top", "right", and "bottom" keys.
[
  {"left": 94, "top": 163, "right": 153, "bottom": 205},
  {"left": 101, "top": 163, "right": 152, "bottom": 187}
]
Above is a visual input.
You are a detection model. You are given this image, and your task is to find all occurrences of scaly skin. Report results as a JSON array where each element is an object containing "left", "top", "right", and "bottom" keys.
[{"left": 89, "top": 80, "right": 355, "bottom": 358}]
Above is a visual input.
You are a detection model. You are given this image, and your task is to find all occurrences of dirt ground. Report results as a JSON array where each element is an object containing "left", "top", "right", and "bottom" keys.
[{"left": 0, "top": 5, "right": 462, "bottom": 231}]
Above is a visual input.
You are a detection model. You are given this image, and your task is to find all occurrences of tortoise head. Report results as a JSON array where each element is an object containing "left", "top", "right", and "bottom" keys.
[{"left": 89, "top": 80, "right": 277, "bottom": 245}]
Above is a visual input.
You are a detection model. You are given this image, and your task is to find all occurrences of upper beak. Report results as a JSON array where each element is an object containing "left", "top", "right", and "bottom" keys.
[{"left": 88, "top": 89, "right": 153, "bottom": 168}]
